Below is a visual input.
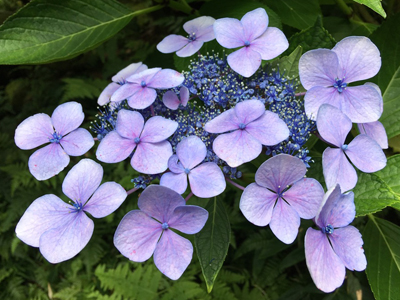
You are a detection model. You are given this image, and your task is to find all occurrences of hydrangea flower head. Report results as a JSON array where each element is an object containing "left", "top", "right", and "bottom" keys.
[
  {"left": 160, "top": 136, "right": 226, "bottom": 197},
  {"left": 204, "top": 99, "right": 289, "bottom": 167},
  {"left": 305, "top": 185, "right": 366, "bottom": 293},
  {"left": 214, "top": 8, "right": 288, "bottom": 77},
  {"left": 15, "top": 159, "right": 127, "bottom": 263},
  {"left": 14, "top": 102, "right": 94, "bottom": 180},
  {"left": 157, "top": 16, "right": 215, "bottom": 57},
  {"left": 240, "top": 154, "right": 324, "bottom": 244},
  {"left": 299, "top": 36, "right": 382, "bottom": 122},
  {"left": 114, "top": 185, "right": 208, "bottom": 280},
  {"left": 162, "top": 86, "right": 190, "bottom": 110}
]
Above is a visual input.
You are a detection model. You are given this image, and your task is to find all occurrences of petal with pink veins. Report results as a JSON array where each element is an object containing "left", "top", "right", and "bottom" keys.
[
  {"left": 176, "top": 136, "right": 207, "bottom": 169},
  {"left": 160, "top": 172, "right": 188, "bottom": 195},
  {"left": 214, "top": 18, "right": 245, "bottom": 48},
  {"left": 60, "top": 128, "right": 94, "bottom": 156},
  {"left": 15, "top": 113, "right": 53, "bottom": 150},
  {"left": 250, "top": 27, "right": 288, "bottom": 60},
  {"left": 163, "top": 91, "right": 181, "bottom": 110},
  {"left": 241, "top": 8, "right": 268, "bottom": 41},
  {"left": 358, "top": 121, "right": 387, "bottom": 149},
  {"left": 157, "top": 35, "right": 189, "bottom": 54},
  {"left": 176, "top": 40, "right": 204, "bottom": 57},
  {"left": 132, "top": 141, "right": 172, "bottom": 174},
  {"left": 227, "top": 47, "right": 262, "bottom": 78},
  {"left": 98, "top": 82, "right": 120, "bottom": 105},
  {"left": 270, "top": 199, "right": 300, "bottom": 244},
  {"left": 111, "top": 83, "right": 141, "bottom": 102},
  {"left": 189, "top": 162, "right": 226, "bottom": 198},
  {"left": 96, "top": 131, "right": 136, "bottom": 163},
  {"left": 148, "top": 69, "right": 185, "bottom": 89},
  {"left": 127, "top": 87, "right": 158, "bottom": 109},
  {"left": 168, "top": 205, "right": 208, "bottom": 234},
  {"left": 116, "top": 110, "right": 144, "bottom": 140},
  {"left": 204, "top": 108, "right": 239, "bottom": 133},
  {"left": 51, "top": 102, "right": 84, "bottom": 136},
  {"left": 112, "top": 62, "right": 148, "bottom": 83},
  {"left": 183, "top": 16, "right": 215, "bottom": 41},
  {"left": 140, "top": 116, "right": 178, "bottom": 143},
  {"left": 234, "top": 99, "right": 265, "bottom": 125}
]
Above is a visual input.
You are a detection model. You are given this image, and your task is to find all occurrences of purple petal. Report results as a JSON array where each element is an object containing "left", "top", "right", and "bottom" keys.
[
  {"left": 358, "top": 121, "right": 388, "bottom": 149},
  {"left": 131, "top": 141, "right": 172, "bottom": 174},
  {"left": 51, "top": 102, "right": 84, "bottom": 136},
  {"left": 126, "top": 68, "right": 161, "bottom": 84},
  {"left": 346, "top": 134, "right": 386, "bottom": 172},
  {"left": 329, "top": 226, "right": 367, "bottom": 271},
  {"left": 62, "top": 159, "right": 102, "bottom": 204},
  {"left": 239, "top": 183, "right": 277, "bottom": 226},
  {"left": 234, "top": 99, "right": 265, "bottom": 125},
  {"left": 168, "top": 205, "right": 208, "bottom": 234},
  {"left": 114, "top": 210, "right": 162, "bottom": 262},
  {"left": 116, "top": 110, "right": 144, "bottom": 140},
  {"left": 180, "top": 86, "right": 189, "bottom": 106},
  {"left": 332, "top": 36, "right": 381, "bottom": 83},
  {"left": 316, "top": 104, "right": 351, "bottom": 147},
  {"left": 84, "top": 182, "right": 127, "bottom": 218},
  {"left": 60, "top": 128, "right": 94, "bottom": 156},
  {"left": 167, "top": 155, "right": 185, "bottom": 174},
  {"left": 245, "top": 110, "right": 289, "bottom": 145},
  {"left": 160, "top": 172, "right": 188, "bottom": 195},
  {"left": 112, "top": 62, "right": 148, "bottom": 83},
  {"left": 305, "top": 228, "right": 346, "bottom": 293},
  {"left": 96, "top": 131, "right": 136, "bottom": 163},
  {"left": 227, "top": 47, "right": 261, "bottom": 78},
  {"left": 322, "top": 147, "right": 357, "bottom": 192},
  {"left": 283, "top": 178, "right": 324, "bottom": 219},
  {"left": 270, "top": 198, "right": 300, "bottom": 244},
  {"left": 214, "top": 18, "right": 245, "bottom": 48},
  {"left": 299, "top": 49, "right": 338, "bottom": 90},
  {"left": 250, "top": 27, "right": 288, "bottom": 60},
  {"left": 28, "top": 143, "right": 70, "bottom": 180},
  {"left": 127, "top": 87, "right": 157, "bottom": 109},
  {"left": 15, "top": 113, "right": 53, "bottom": 150},
  {"left": 255, "top": 154, "right": 306, "bottom": 193},
  {"left": 98, "top": 82, "right": 120, "bottom": 105},
  {"left": 140, "top": 116, "right": 178, "bottom": 143},
  {"left": 153, "top": 230, "right": 193, "bottom": 280},
  {"left": 304, "top": 86, "right": 338, "bottom": 121},
  {"left": 212, "top": 130, "right": 262, "bottom": 167},
  {"left": 148, "top": 69, "right": 185, "bottom": 89},
  {"left": 183, "top": 16, "right": 215, "bottom": 41},
  {"left": 204, "top": 107, "right": 239, "bottom": 133},
  {"left": 111, "top": 83, "right": 141, "bottom": 102},
  {"left": 176, "top": 40, "right": 204, "bottom": 57},
  {"left": 157, "top": 35, "right": 189, "bottom": 54},
  {"left": 189, "top": 162, "right": 226, "bottom": 198},
  {"left": 176, "top": 136, "right": 207, "bottom": 169},
  {"left": 241, "top": 8, "right": 268, "bottom": 41},
  {"left": 138, "top": 185, "right": 186, "bottom": 223},
  {"left": 163, "top": 91, "right": 180, "bottom": 110}
]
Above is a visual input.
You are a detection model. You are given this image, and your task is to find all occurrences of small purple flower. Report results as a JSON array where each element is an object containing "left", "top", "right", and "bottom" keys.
[
  {"left": 240, "top": 154, "right": 324, "bottom": 244},
  {"left": 162, "top": 86, "right": 190, "bottom": 110},
  {"left": 160, "top": 136, "right": 226, "bottom": 197},
  {"left": 96, "top": 109, "right": 178, "bottom": 174},
  {"left": 204, "top": 99, "right": 289, "bottom": 167},
  {"left": 110, "top": 68, "right": 185, "bottom": 109},
  {"left": 214, "top": 8, "right": 288, "bottom": 77},
  {"left": 317, "top": 104, "right": 386, "bottom": 191},
  {"left": 305, "top": 185, "right": 366, "bottom": 293},
  {"left": 114, "top": 185, "right": 208, "bottom": 280},
  {"left": 15, "top": 159, "right": 127, "bottom": 263},
  {"left": 14, "top": 102, "right": 94, "bottom": 180},
  {"left": 299, "top": 36, "right": 382, "bottom": 122},
  {"left": 157, "top": 16, "right": 215, "bottom": 57}
]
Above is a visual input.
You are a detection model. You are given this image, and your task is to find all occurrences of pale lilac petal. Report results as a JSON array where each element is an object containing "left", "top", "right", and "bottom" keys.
[
  {"left": 111, "top": 83, "right": 141, "bottom": 102},
  {"left": 283, "top": 178, "right": 324, "bottom": 219},
  {"left": 176, "top": 40, "right": 204, "bottom": 57},
  {"left": 346, "top": 134, "right": 386, "bottom": 172},
  {"left": 15, "top": 194, "right": 72, "bottom": 247},
  {"left": 39, "top": 211, "right": 94, "bottom": 263},
  {"left": 132, "top": 141, "right": 172, "bottom": 174},
  {"left": 234, "top": 99, "right": 265, "bottom": 125},
  {"left": 241, "top": 8, "right": 268, "bottom": 41},
  {"left": 140, "top": 116, "right": 178, "bottom": 143},
  {"left": 153, "top": 230, "right": 193, "bottom": 280},
  {"left": 148, "top": 69, "right": 185, "bottom": 89},
  {"left": 51, "top": 102, "right": 84, "bottom": 136},
  {"left": 167, "top": 155, "right": 185, "bottom": 174},
  {"left": 163, "top": 91, "right": 180, "bottom": 110},
  {"left": 255, "top": 154, "right": 306, "bottom": 192},
  {"left": 84, "top": 182, "right": 127, "bottom": 218},
  {"left": 227, "top": 47, "right": 261, "bottom": 78},
  {"left": 270, "top": 199, "right": 300, "bottom": 244},
  {"left": 183, "top": 16, "right": 215, "bottom": 41},
  {"left": 98, "top": 82, "right": 120, "bottom": 105},
  {"left": 176, "top": 136, "right": 207, "bottom": 170},
  {"left": 160, "top": 172, "right": 188, "bottom": 195},
  {"left": 204, "top": 108, "right": 239, "bottom": 133},
  {"left": 330, "top": 226, "right": 367, "bottom": 271},
  {"left": 214, "top": 18, "right": 245, "bottom": 48},
  {"left": 28, "top": 143, "right": 70, "bottom": 180},
  {"left": 127, "top": 87, "right": 157, "bottom": 109},
  {"left": 245, "top": 111, "right": 289, "bottom": 145},
  {"left": 332, "top": 36, "right": 381, "bottom": 83},
  {"left": 116, "top": 110, "right": 144, "bottom": 140},
  {"left": 112, "top": 62, "right": 148, "bottom": 83},
  {"left": 358, "top": 121, "right": 388, "bottom": 149},
  {"left": 322, "top": 147, "right": 357, "bottom": 192},
  {"left": 299, "top": 49, "right": 338, "bottom": 90},
  {"left": 250, "top": 27, "right": 288, "bottom": 60},
  {"left": 114, "top": 210, "right": 162, "bottom": 262},
  {"left": 316, "top": 104, "right": 351, "bottom": 147},
  {"left": 168, "top": 205, "right": 208, "bottom": 234},
  {"left": 365, "top": 82, "right": 383, "bottom": 112},
  {"left": 15, "top": 113, "right": 53, "bottom": 150},
  {"left": 305, "top": 228, "right": 346, "bottom": 293},
  {"left": 212, "top": 130, "right": 261, "bottom": 167},
  {"left": 62, "top": 159, "right": 102, "bottom": 204},
  {"left": 239, "top": 183, "right": 277, "bottom": 226},
  {"left": 157, "top": 35, "right": 189, "bottom": 54},
  {"left": 138, "top": 185, "right": 185, "bottom": 223},
  {"left": 60, "top": 128, "right": 94, "bottom": 156},
  {"left": 189, "top": 162, "right": 226, "bottom": 198},
  {"left": 179, "top": 86, "right": 189, "bottom": 106},
  {"left": 304, "top": 86, "right": 338, "bottom": 121},
  {"left": 126, "top": 68, "right": 161, "bottom": 85},
  {"left": 96, "top": 131, "right": 136, "bottom": 163}
]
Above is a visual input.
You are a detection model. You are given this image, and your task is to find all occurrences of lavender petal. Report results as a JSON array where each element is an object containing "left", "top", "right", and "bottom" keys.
[
  {"left": 15, "top": 113, "right": 53, "bottom": 150},
  {"left": 51, "top": 102, "right": 84, "bottom": 136},
  {"left": 189, "top": 162, "right": 226, "bottom": 198}
]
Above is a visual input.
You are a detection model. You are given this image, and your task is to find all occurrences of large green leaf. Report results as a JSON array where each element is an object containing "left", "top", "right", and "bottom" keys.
[
  {"left": 363, "top": 216, "right": 400, "bottom": 300},
  {"left": 194, "top": 197, "right": 231, "bottom": 293},
  {"left": 0, "top": 0, "right": 162, "bottom": 64},
  {"left": 353, "top": 0, "right": 386, "bottom": 18},
  {"left": 271, "top": 45, "right": 303, "bottom": 79}
]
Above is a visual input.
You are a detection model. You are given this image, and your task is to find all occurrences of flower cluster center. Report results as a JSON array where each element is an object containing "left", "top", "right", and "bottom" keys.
[
  {"left": 49, "top": 132, "right": 63, "bottom": 144},
  {"left": 162, "top": 222, "right": 169, "bottom": 230},
  {"left": 333, "top": 78, "right": 347, "bottom": 93},
  {"left": 188, "top": 32, "right": 196, "bottom": 42},
  {"left": 323, "top": 224, "right": 334, "bottom": 234}
]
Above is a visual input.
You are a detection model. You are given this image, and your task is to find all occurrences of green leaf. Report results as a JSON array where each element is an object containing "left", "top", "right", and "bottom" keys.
[
  {"left": 0, "top": 0, "right": 163, "bottom": 64},
  {"left": 363, "top": 216, "right": 400, "bottom": 300},
  {"left": 353, "top": 0, "right": 386, "bottom": 18},
  {"left": 194, "top": 197, "right": 231, "bottom": 293},
  {"left": 271, "top": 46, "right": 302, "bottom": 79}
]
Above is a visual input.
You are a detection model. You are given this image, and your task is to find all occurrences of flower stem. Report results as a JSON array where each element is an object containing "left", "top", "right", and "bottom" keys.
[
  {"left": 295, "top": 92, "right": 306, "bottom": 97},
  {"left": 185, "top": 192, "right": 193, "bottom": 201},
  {"left": 225, "top": 177, "right": 245, "bottom": 191},
  {"left": 93, "top": 137, "right": 98, "bottom": 141},
  {"left": 127, "top": 187, "right": 139, "bottom": 195},
  {"left": 150, "top": 105, "right": 155, "bottom": 117},
  {"left": 334, "top": 0, "right": 353, "bottom": 17}
]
